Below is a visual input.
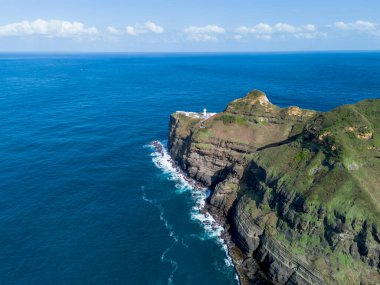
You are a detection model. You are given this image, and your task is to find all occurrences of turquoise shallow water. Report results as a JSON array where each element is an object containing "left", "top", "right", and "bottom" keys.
[{"left": 0, "top": 52, "right": 379, "bottom": 285}]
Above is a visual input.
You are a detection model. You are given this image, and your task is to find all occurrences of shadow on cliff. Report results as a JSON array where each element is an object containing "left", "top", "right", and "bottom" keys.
[{"left": 256, "top": 134, "right": 300, "bottom": 152}]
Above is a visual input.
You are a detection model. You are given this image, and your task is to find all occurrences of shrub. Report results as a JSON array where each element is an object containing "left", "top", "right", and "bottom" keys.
[
  {"left": 236, "top": 116, "right": 248, "bottom": 126},
  {"left": 294, "top": 151, "right": 306, "bottom": 162},
  {"left": 216, "top": 114, "right": 236, "bottom": 125}
]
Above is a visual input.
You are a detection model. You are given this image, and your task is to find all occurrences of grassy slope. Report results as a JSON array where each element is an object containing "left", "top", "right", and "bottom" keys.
[
  {"left": 305, "top": 99, "right": 380, "bottom": 223},
  {"left": 239, "top": 97, "right": 380, "bottom": 283},
  {"left": 180, "top": 91, "right": 379, "bottom": 283},
  {"left": 182, "top": 92, "right": 380, "bottom": 224}
]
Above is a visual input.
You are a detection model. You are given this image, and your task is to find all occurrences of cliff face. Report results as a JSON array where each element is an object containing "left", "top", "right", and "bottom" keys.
[
  {"left": 168, "top": 90, "right": 380, "bottom": 285},
  {"left": 168, "top": 90, "right": 314, "bottom": 187}
]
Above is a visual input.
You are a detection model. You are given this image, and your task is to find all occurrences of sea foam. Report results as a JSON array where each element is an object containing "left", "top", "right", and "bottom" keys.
[{"left": 148, "top": 141, "right": 238, "bottom": 282}]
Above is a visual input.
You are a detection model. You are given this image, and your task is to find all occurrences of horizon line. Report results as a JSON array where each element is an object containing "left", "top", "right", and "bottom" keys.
[{"left": 0, "top": 49, "right": 380, "bottom": 55}]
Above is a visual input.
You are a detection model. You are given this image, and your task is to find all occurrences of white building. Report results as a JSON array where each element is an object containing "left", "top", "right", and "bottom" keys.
[{"left": 176, "top": 108, "right": 216, "bottom": 119}]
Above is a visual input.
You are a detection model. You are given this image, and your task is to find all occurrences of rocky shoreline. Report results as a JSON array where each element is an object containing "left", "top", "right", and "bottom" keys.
[
  {"left": 152, "top": 139, "right": 277, "bottom": 285},
  {"left": 205, "top": 204, "right": 258, "bottom": 285},
  {"left": 152, "top": 138, "right": 271, "bottom": 284},
  {"left": 150, "top": 140, "right": 243, "bottom": 284},
  {"left": 165, "top": 90, "right": 380, "bottom": 285},
  {"left": 150, "top": 141, "right": 242, "bottom": 285}
]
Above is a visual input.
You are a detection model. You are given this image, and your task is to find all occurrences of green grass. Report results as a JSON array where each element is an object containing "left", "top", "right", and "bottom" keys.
[
  {"left": 337, "top": 251, "right": 354, "bottom": 268},
  {"left": 261, "top": 203, "right": 271, "bottom": 214},
  {"left": 276, "top": 232, "right": 287, "bottom": 243},
  {"left": 236, "top": 116, "right": 248, "bottom": 126},
  {"left": 198, "top": 129, "right": 212, "bottom": 140},
  {"left": 215, "top": 114, "right": 236, "bottom": 125},
  {"left": 214, "top": 114, "right": 248, "bottom": 126},
  {"left": 195, "top": 143, "right": 210, "bottom": 150},
  {"left": 293, "top": 150, "right": 307, "bottom": 163},
  {"left": 329, "top": 247, "right": 362, "bottom": 284}
]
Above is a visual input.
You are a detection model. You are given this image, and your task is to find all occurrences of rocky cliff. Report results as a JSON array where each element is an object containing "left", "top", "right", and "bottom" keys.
[{"left": 168, "top": 90, "right": 380, "bottom": 285}]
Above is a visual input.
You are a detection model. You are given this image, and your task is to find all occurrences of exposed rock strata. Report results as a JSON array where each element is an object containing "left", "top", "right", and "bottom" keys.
[{"left": 168, "top": 90, "right": 380, "bottom": 285}]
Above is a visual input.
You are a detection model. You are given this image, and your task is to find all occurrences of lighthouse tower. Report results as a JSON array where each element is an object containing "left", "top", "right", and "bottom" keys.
[{"left": 203, "top": 108, "right": 207, "bottom": 117}]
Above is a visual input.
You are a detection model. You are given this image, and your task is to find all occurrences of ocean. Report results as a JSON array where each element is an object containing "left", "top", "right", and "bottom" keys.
[{"left": 0, "top": 52, "right": 379, "bottom": 285}]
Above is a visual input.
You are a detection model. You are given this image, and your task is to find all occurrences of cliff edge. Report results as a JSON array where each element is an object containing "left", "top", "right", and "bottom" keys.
[{"left": 168, "top": 90, "right": 380, "bottom": 285}]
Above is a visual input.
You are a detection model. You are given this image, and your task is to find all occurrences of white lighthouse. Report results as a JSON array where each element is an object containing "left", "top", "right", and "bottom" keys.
[{"left": 203, "top": 108, "right": 207, "bottom": 117}]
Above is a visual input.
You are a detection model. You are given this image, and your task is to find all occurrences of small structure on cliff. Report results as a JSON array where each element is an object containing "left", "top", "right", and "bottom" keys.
[{"left": 176, "top": 109, "right": 216, "bottom": 119}]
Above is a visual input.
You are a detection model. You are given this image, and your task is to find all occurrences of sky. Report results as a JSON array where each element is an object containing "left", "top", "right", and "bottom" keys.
[{"left": 0, "top": 0, "right": 380, "bottom": 52}]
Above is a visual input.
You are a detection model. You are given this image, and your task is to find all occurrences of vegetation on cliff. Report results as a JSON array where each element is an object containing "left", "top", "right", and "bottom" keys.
[{"left": 168, "top": 90, "right": 380, "bottom": 285}]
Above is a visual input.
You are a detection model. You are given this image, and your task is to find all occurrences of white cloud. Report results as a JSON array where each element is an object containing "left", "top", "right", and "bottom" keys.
[
  {"left": 123, "top": 21, "right": 164, "bottom": 36},
  {"left": 334, "top": 20, "right": 380, "bottom": 37},
  {"left": 0, "top": 19, "right": 98, "bottom": 38},
  {"left": 303, "top": 24, "right": 317, "bottom": 32},
  {"left": 335, "top": 22, "right": 348, "bottom": 30},
  {"left": 184, "top": 25, "right": 225, "bottom": 41},
  {"left": 125, "top": 25, "right": 137, "bottom": 36},
  {"left": 335, "top": 20, "right": 377, "bottom": 31},
  {"left": 235, "top": 22, "right": 325, "bottom": 40},
  {"left": 236, "top": 23, "right": 272, "bottom": 34},
  {"left": 144, "top": 21, "right": 164, "bottom": 34},
  {"left": 107, "top": 26, "right": 119, "bottom": 35},
  {"left": 274, "top": 23, "right": 297, "bottom": 33},
  {"left": 184, "top": 25, "right": 225, "bottom": 34}
]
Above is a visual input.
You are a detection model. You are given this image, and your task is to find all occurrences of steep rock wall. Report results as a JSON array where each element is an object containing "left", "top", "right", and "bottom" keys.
[{"left": 167, "top": 91, "right": 380, "bottom": 285}]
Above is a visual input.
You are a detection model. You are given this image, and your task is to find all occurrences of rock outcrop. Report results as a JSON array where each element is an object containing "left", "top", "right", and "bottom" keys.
[{"left": 168, "top": 90, "right": 380, "bottom": 285}]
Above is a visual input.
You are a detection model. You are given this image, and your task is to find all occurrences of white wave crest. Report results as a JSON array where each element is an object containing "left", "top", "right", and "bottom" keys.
[{"left": 148, "top": 141, "right": 239, "bottom": 283}]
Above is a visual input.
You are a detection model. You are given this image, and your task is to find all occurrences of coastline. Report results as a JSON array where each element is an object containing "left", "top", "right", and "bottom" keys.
[
  {"left": 205, "top": 204, "right": 248, "bottom": 285},
  {"left": 149, "top": 140, "right": 243, "bottom": 285}
]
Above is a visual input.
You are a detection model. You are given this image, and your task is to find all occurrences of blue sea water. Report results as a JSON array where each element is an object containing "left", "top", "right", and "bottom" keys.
[{"left": 0, "top": 52, "right": 379, "bottom": 285}]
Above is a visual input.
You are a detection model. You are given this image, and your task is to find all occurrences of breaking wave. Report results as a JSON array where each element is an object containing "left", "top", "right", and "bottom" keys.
[{"left": 147, "top": 140, "right": 239, "bottom": 283}]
